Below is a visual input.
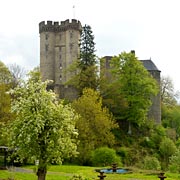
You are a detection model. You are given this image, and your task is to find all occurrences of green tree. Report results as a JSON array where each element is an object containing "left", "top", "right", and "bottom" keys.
[
  {"left": 9, "top": 71, "right": 79, "bottom": 180},
  {"left": 78, "top": 25, "right": 98, "bottom": 95},
  {"left": 0, "top": 61, "right": 13, "bottom": 84},
  {"left": 66, "top": 25, "right": 98, "bottom": 96},
  {"left": 110, "top": 52, "right": 158, "bottom": 133},
  {"left": 100, "top": 57, "right": 127, "bottom": 122},
  {"left": 72, "top": 88, "right": 117, "bottom": 165},
  {"left": 159, "top": 137, "right": 177, "bottom": 170},
  {"left": 0, "top": 84, "right": 13, "bottom": 145},
  {"left": 80, "top": 25, "right": 96, "bottom": 68},
  {"left": 162, "top": 105, "right": 180, "bottom": 138},
  {"left": 169, "top": 149, "right": 180, "bottom": 173},
  {"left": 0, "top": 61, "right": 14, "bottom": 145}
]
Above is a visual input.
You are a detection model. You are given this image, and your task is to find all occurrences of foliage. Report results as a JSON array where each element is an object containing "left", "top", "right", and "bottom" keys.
[
  {"left": 144, "top": 125, "right": 166, "bottom": 150},
  {"left": 161, "top": 75, "right": 179, "bottom": 107},
  {"left": 100, "top": 57, "right": 127, "bottom": 122},
  {"left": 67, "top": 63, "right": 99, "bottom": 96},
  {"left": 0, "top": 61, "right": 13, "bottom": 84},
  {"left": 78, "top": 65, "right": 99, "bottom": 94},
  {"left": 108, "top": 52, "right": 159, "bottom": 133},
  {"left": 159, "top": 137, "right": 177, "bottom": 170},
  {"left": 91, "top": 147, "right": 122, "bottom": 167},
  {"left": 68, "top": 24, "right": 98, "bottom": 96},
  {"left": 143, "top": 156, "right": 161, "bottom": 170},
  {"left": 169, "top": 149, "right": 180, "bottom": 173},
  {"left": 79, "top": 24, "right": 96, "bottom": 68},
  {"left": 0, "top": 84, "right": 13, "bottom": 145},
  {"left": 100, "top": 52, "right": 158, "bottom": 134},
  {"left": 69, "top": 174, "right": 90, "bottom": 180},
  {"left": 72, "top": 88, "right": 117, "bottom": 165},
  {"left": 9, "top": 70, "right": 79, "bottom": 180},
  {"left": 162, "top": 105, "right": 180, "bottom": 138},
  {"left": 0, "top": 62, "right": 14, "bottom": 145}
]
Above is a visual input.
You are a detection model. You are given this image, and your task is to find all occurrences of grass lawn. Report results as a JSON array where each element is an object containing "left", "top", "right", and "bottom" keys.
[{"left": 0, "top": 165, "right": 180, "bottom": 180}]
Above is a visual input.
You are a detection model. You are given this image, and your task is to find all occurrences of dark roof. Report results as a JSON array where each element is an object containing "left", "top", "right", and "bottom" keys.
[
  {"left": 103, "top": 56, "right": 113, "bottom": 60},
  {"left": 103, "top": 56, "right": 160, "bottom": 72},
  {"left": 140, "top": 60, "right": 160, "bottom": 72}
]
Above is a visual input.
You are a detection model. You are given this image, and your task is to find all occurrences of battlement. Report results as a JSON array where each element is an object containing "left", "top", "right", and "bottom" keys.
[{"left": 39, "top": 19, "right": 82, "bottom": 33}]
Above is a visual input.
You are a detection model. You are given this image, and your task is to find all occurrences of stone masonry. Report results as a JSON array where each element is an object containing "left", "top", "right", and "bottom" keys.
[{"left": 39, "top": 19, "right": 82, "bottom": 100}]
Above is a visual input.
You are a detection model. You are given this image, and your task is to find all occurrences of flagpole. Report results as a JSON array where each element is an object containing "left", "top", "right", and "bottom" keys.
[{"left": 73, "top": 5, "right": 75, "bottom": 19}]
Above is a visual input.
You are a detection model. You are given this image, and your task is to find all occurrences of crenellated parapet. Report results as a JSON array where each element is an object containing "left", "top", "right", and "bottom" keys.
[{"left": 39, "top": 19, "right": 82, "bottom": 33}]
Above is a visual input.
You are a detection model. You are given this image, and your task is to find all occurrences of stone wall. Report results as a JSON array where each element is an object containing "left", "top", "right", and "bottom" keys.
[{"left": 39, "top": 19, "right": 82, "bottom": 100}]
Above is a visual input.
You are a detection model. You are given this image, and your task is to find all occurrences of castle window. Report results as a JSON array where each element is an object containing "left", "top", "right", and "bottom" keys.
[
  {"left": 45, "top": 44, "right": 49, "bottom": 52},
  {"left": 70, "top": 32, "right": 73, "bottom": 38},
  {"left": 69, "top": 43, "right": 73, "bottom": 51},
  {"left": 45, "top": 34, "right": 49, "bottom": 40},
  {"left": 59, "top": 63, "right": 62, "bottom": 69},
  {"left": 59, "top": 54, "right": 61, "bottom": 59},
  {"left": 59, "top": 75, "right": 62, "bottom": 81}
]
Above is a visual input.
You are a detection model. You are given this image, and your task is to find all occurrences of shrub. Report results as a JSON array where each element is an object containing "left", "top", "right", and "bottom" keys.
[
  {"left": 169, "top": 149, "right": 180, "bottom": 173},
  {"left": 143, "top": 156, "right": 161, "bottom": 170},
  {"left": 159, "top": 137, "right": 177, "bottom": 170},
  {"left": 69, "top": 174, "right": 90, "bottom": 180},
  {"left": 91, "top": 147, "right": 122, "bottom": 167}
]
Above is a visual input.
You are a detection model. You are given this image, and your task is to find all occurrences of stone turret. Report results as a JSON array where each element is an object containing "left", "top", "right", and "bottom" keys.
[
  {"left": 141, "top": 59, "right": 161, "bottom": 124},
  {"left": 39, "top": 19, "right": 82, "bottom": 100}
]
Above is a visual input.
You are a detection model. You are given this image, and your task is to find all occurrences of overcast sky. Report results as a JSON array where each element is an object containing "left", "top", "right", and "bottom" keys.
[{"left": 0, "top": 0, "right": 180, "bottom": 92}]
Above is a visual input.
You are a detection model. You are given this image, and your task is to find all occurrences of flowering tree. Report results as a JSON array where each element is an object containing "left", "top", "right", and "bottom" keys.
[{"left": 10, "top": 70, "right": 78, "bottom": 180}]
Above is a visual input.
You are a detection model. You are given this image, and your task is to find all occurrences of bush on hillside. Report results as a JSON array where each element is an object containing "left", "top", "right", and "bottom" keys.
[
  {"left": 91, "top": 147, "right": 122, "bottom": 167},
  {"left": 169, "top": 150, "right": 180, "bottom": 173},
  {"left": 143, "top": 156, "right": 161, "bottom": 170}
]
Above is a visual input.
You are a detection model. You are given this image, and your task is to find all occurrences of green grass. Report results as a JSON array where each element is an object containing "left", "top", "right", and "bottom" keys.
[{"left": 0, "top": 165, "right": 180, "bottom": 180}]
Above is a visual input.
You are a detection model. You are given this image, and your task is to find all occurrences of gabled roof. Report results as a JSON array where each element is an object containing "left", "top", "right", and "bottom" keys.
[{"left": 140, "top": 60, "right": 160, "bottom": 72}]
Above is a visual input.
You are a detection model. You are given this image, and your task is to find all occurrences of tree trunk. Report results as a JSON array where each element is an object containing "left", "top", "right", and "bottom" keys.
[{"left": 37, "top": 167, "right": 47, "bottom": 180}]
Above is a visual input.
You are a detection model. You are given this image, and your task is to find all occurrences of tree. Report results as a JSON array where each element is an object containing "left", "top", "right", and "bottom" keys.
[
  {"left": 8, "top": 63, "right": 27, "bottom": 87},
  {"left": 159, "top": 137, "right": 177, "bottom": 170},
  {"left": 100, "top": 57, "right": 127, "bottom": 122},
  {"left": 0, "top": 84, "right": 13, "bottom": 145},
  {"left": 79, "top": 24, "right": 96, "bottom": 68},
  {"left": 169, "top": 149, "right": 180, "bottom": 173},
  {"left": 0, "top": 61, "right": 14, "bottom": 145},
  {"left": 78, "top": 25, "right": 98, "bottom": 95},
  {"left": 0, "top": 61, "right": 12, "bottom": 84},
  {"left": 162, "top": 105, "right": 180, "bottom": 138},
  {"left": 161, "top": 76, "right": 179, "bottom": 106},
  {"left": 9, "top": 70, "right": 79, "bottom": 180},
  {"left": 110, "top": 52, "right": 158, "bottom": 133},
  {"left": 72, "top": 88, "right": 117, "bottom": 165}
]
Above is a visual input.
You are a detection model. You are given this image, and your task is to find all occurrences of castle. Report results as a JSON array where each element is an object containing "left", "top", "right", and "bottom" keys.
[
  {"left": 102, "top": 54, "right": 161, "bottom": 124},
  {"left": 39, "top": 19, "right": 82, "bottom": 99},
  {"left": 39, "top": 19, "right": 161, "bottom": 123}
]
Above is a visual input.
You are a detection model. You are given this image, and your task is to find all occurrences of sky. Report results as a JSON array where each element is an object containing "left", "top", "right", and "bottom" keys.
[{"left": 0, "top": 0, "right": 180, "bottom": 92}]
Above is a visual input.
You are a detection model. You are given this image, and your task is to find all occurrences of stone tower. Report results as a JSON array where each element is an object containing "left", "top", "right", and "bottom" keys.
[
  {"left": 39, "top": 19, "right": 82, "bottom": 99},
  {"left": 141, "top": 59, "right": 161, "bottom": 124}
]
